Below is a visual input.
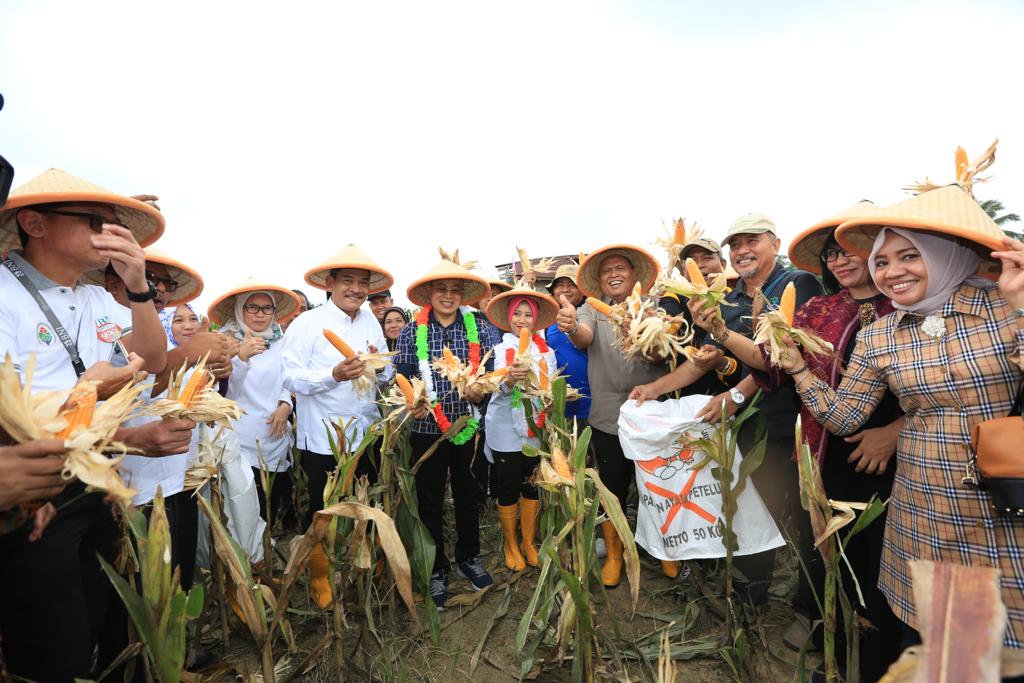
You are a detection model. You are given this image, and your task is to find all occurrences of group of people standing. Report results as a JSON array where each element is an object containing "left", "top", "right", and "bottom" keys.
[{"left": 1, "top": 155, "right": 1023, "bottom": 682}]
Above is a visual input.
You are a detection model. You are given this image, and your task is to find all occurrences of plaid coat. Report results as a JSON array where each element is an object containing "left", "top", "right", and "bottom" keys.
[{"left": 796, "top": 282, "right": 1024, "bottom": 647}]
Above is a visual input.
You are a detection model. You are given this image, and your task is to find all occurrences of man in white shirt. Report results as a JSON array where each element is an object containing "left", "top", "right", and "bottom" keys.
[
  {"left": 0, "top": 169, "right": 198, "bottom": 682},
  {"left": 281, "top": 244, "right": 394, "bottom": 609}
]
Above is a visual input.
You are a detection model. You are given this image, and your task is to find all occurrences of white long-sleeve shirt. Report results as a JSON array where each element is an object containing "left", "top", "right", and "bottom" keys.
[
  {"left": 227, "top": 340, "right": 293, "bottom": 471},
  {"left": 280, "top": 302, "right": 392, "bottom": 454},
  {"left": 484, "top": 332, "right": 558, "bottom": 454}
]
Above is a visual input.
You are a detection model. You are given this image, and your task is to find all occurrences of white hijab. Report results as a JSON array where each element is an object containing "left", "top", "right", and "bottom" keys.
[
  {"left": 867, "top": 227, "right": 987, "bottom": 315},
  {"left": 219, "top": 291, "right": 283, "bottom": 343}
]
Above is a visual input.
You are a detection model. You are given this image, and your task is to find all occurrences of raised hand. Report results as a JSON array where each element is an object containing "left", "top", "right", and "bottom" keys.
[
  {"left": 993, "top": 236, "right": 1024, "bottom": 310},
  {"left": 238, "top": 330, "right": 267, "bottom": 362},
  {"left": 90, "top": 224, "right": 148, "bottom": 293},
  {"left": 555, "top": 294, "right": 577, "bottom": 333}
]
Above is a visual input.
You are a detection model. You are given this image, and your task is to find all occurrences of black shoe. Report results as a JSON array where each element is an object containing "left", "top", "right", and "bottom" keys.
[
  {"left": 456, "top": 557, "right": 493, "bottom": 591},
  {"left": 429, "top": 568, "right": 448, "bottom": 610}
]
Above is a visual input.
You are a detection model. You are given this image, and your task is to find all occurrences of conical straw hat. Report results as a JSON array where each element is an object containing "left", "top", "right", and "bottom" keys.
[
  {"left": 406, "top": 259, "right": 490, "bottom": 307},
  {"left": 80, "top": 247, "right": 204, "bottom": 305},
  {"left": 207, "top": 277, "right": 302, "bottom": 326},
  {"left": 0, "top": 168, "right": 165, "bottom": 252},
  {"left": 836, "top": 184, "right": 1006, "bottom": 280},
  {"left": 304, "top": 244, "right": 394, "bottom": 293},
  {"left": 485, "top": 287, "right": 559, "bottom": 332},
  {"left": 789, "top": 200, "right": 880, "bottom": 275},
  {"left": 577, "top": 244, "right": 660, "bottom": 298}
]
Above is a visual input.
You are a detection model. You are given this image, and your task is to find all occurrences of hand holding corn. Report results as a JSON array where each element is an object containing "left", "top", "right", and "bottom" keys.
[
  {"left": 0, "top": 439, "right": 68, "bottom": 509},
  {"left": 687, "top": 298, "right": 723, "bottom": 333},
  {"left": 78, "top": 354, "right": 148, "bottom": 400}
]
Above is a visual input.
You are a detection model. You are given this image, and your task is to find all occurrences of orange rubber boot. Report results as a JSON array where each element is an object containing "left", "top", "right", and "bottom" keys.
[
  {"left": 309, "top": 543, "right": 334, "bottom": 610},
  {"left": 600, "top": 522, "right": 623, "bottom": 588},
  {"left": 661, "top": 560, "right": 681, "bottom": 578},
  {"left": 519, "top": 497, "right": 541, "bottom": 567},
  {"left": 497, "top": 503, "right": 526, "bottom": 571}
]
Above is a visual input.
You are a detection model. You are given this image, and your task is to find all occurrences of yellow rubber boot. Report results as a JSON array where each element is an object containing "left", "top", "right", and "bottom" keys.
[
  {"left": 309, "top": 543, "right": 334, "bottom": 610},
  {"left": 497, "top": 503, "right": 527, "bottom": 571},
  {"left": 519, "top": 497, "right": 541, "bottom": 567},
  {"left": 661, "top": 560, "right": 681, "bottom": 579},
  {"left": 600, "top": 522, "right": 624, "bottom": 588}
]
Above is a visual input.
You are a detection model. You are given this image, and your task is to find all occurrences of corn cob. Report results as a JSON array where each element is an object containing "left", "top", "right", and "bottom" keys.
[
  {"left": 551, "top": 444, "right": 573, "bottom": 480},
  {"left": 673, "top": 218, "right": 687, "bottom": 245},
  {"left": 177, "top": 368, "right": 209, "bottom": 409},
  {"left": 442, "top": 347, "right": 458, "bottom": 366},
  {"left": 395, "top": 373, "right": 416, "bottom": 407},
  {"left": 955, "top": 146, "right": 969, "bottom": 181},
  {"left": 684, "top": 258, "right": 707, "bottom": 288},
  {"left": 323, "top": 329, "right": 356, "bottom": 358},
  {"left": 630, "top": 282, "right": 642, "bottom": 316},
  {"left": 57, "top": 383, "right": 98, "bottom": 439},
  {"left": 586, "top": 297, "right": 614, "bottom": 317},
  {"left": 779, "top": 282, "right": 796, "bottom": 327},
  {"left": 538, "top": 359, "right": 549, "bottom": 391},
  {"left": 518, "top": 327, "right": 530, "bottom": 355},
  {"left": 666, "top": 317, "right": 683, "bottom": 335}
]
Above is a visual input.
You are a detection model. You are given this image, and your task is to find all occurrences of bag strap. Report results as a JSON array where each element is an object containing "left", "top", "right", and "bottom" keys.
[
  {"left": 3, "top": 257, "right": 87, "bottom": 377},
  {"left": 1010, "top": 380, "right": 1024, "bottom": 418}
]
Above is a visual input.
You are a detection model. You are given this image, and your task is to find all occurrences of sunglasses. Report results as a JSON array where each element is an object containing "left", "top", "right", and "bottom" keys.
[
  {"left": 38, "top": 209, "right": 119, "bottom": 233},
  {"left": 243, "top": 303, "right": 276, "bottom": 315},
  {"left": 146, "top": 270, "right": 179, "bottom": 292}
]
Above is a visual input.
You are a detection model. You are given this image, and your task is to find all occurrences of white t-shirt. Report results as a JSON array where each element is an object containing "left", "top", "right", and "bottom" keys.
[
  {"left": 484, "top": 332, "right": 557, "bottom": 454},
  {"left": 280, "top": 301, "right": 392, "bottom": 454},
  {"left": 227, "top": 339, "right": 293, "bottom": 471}
]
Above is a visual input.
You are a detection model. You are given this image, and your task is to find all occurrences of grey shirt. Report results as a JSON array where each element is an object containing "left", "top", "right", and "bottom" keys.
[{"left": 577, "top": 298, "right": 665, "bottom": 435}]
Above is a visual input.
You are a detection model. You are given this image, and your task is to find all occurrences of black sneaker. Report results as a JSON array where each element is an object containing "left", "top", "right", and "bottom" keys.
[
  {"left": 429, "top": 569, "right": 448, "bottom": 610},
  {"left": 456, "top": 557, "right": 493, "bottom": 591}
]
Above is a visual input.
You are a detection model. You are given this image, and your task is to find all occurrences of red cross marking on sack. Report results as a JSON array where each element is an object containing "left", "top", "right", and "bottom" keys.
[{"left": 644, "top": 468, "right": 717, "bottom": 534}]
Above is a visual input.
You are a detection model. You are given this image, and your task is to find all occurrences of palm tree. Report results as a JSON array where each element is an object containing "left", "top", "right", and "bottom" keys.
[{"left": 979, "top": 199, "right": 1022, "bottom": 241}]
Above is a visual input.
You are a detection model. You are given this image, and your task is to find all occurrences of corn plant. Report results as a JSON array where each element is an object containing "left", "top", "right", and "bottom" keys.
[
  {"left": 795, "top": 418, "right": 887, "bottom": 683},
  {"left": 517, "top": 379, "right": 640, "bottom": 682},
  {"left": 99, "top": 491, "right": 204, "bottom": 683}
]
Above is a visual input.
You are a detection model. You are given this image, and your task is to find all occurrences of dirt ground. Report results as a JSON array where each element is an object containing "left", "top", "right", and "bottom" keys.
[{"left": 196, "top": 505, "right": 807, "bottom": 682}]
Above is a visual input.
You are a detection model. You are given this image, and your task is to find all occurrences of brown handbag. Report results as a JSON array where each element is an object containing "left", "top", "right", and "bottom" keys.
[{"left": 970, "top": 383, "right": 1024, "bottom": 517}]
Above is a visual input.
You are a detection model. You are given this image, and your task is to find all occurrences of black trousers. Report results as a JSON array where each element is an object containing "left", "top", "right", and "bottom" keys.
[
  {"left": 0, "top": 487, "right": 122, "bottom": 682},
  {"left": 471, "top": 432, "right": 491, "bottom": 509},
  {"left": 591, "top": 427, "right": 633, "bottom": 513},
  {"left": 412, "top": 432, "right": 480, "bottom": 570},
  {"left": 253, "top": 466, "right": 295, "bottom": 531},
  {"left": 301, "top": 447, "right": 377, "bottom": 528},
  {"left": 491, "top": 449, "right": 539, "bottom": 506},
  {"left": 158, "top": 489, "right": 200, "bottom": 589}
]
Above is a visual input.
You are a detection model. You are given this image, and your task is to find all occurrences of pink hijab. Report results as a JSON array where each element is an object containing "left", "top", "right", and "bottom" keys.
[{"left": 506, "top": 296, "right": 539, "bottom": 329}]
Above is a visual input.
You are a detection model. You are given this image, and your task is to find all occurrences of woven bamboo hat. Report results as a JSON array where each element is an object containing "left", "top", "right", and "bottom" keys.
[
  {"left": 0, "top": 168, "right": 165, "bottom": 252},
  {"left": 836, "top": 185, "right": 1006, "bottom": 280},
  {"left": 207, "top": 277, "right": 302, "bottom": 326},
  {"left": 790, "top": 201, "right": 880, "bottom": 275},
  {"left": 304, "top": 244, "right": 394, "bottom": 293},
  {"left": 407, "top": 259, "right": 490, "bottom": 307},
  {"left": 81, "top": 246, "right": 204, "bottom": 305},
  {"left": 577, "top": 244, "right": 660, "bottom": 298},
  {"left": 485, "top": 287, "right": 559, "bottom": 332}
]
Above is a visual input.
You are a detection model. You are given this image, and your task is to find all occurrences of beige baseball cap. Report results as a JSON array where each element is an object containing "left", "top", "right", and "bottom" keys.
[
  {"left": 680, "top": 237, "right": 724, "bottom": 259},
  {"left": 724, "top": 213, "right": 777, "bottom": 241}
]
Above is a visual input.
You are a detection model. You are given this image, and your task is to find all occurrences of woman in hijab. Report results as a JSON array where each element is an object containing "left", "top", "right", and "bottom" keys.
[
  {"left": 209, "top": 281, "right": 302, "bottom": 529},
  {"left": 381, "top": 306, "right": 409, "bottom": 351},
  {"left": 777, "top": 186, "right": 1024, "bottom": 657}
]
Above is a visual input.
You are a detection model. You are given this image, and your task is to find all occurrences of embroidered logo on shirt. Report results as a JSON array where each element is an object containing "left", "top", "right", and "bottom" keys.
[
  {"left": 37, "top": 323, "right": 54, "bottom": 346},
  {"left": 95, "top": 317, "right": 122, "bottom": 344}
]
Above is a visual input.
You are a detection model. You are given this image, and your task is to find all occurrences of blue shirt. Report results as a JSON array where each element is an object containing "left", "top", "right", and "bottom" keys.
[
  {"left": 394, "top": 308, "right": 501, "bottom": 435},
  {"left": 545, "top": 322, "right": 590, "bottom": 419}
]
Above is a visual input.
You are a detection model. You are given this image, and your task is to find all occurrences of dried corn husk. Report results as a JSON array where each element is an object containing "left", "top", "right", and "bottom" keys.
[
  {"left": 0, "top": 354, "right": 143, "bottom": 502},
  {"left": 144, "top": 357, "right": 242, "bottom": 427},
  {"left": 438, "top": 246, "right": 478, "bottom": 271},
  {"left": 431, "top": 348, "right": 504, "bottom": 398},
  {"left": 380, "top": 374, "right": 428, "bottom": 426},
  {"left": 516, "top": 246, "right": 556, "bottom": 283},
  {"left": 183, "top": 425, "right": 228, "bottom": 492},
  {"left": 655, "top": 268, "right": 735, "bottom": 309},
  {"left": 752, "top": 290, "right": 834, "bottom": 367},
  {"left": 654, "top": 217, "right": 703, "bottom": 276},
  {"left": 905, "top": 138, "right": 998, "bottom": 197},
  {"left": 601, "top": 282, "right": 693, "bottom": 362}
]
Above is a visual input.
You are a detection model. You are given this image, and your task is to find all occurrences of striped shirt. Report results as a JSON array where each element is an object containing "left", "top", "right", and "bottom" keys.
[{"left": 795, "top": 282, "right": 1024, "bottom": 647}]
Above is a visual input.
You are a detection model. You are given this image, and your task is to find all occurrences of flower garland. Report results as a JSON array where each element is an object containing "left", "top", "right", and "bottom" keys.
[
  {"left": 416, "top": 306, "right": 480, "bottom": 445},
  {"left": 504, "top": 334, "right": 548, "bottom": 435}
]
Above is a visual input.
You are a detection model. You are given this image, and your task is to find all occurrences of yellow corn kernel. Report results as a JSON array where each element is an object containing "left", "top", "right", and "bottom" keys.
[
  {"left": 586, "top": 297, "right": 614, "bottom": 318},
  {"left": 58, "top": 383, "right": 98, "bottom": 439},
  {"left": 323, "top": 329, "right": 356, "bottom": 358},
  {"left": 551, "top": 444, "right": 572, "bottom": 480},
  {"left": 518, "top": 327, "right": 530, "bottom": 355},
  {"left": 684, "top": 258, "right": 707, "bottom": 288},
  {"left": 442, "top": 347, "right": 458, "bottom": 366},
  {"left": 779, "top": 281, "right": 796, "bottom": 327},
  {"left": 673, "top": 218, "right": 687, "bottom": 245},
  {"left": 177, "top": 368, "right": 209, "bottom": 409},
  {"left": 538, "top": 359, "right": 549, "bottom": 391},
  {"left": 395, "top": 373, "right": 415, "bottom": 406}
]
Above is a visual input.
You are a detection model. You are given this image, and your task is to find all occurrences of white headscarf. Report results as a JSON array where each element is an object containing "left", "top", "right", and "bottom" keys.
[
  {"left": 218, "top": 291, "right": 283, "bottom": 344},
  {"left": 867, "top": 227, "right": 987, "bottom": 315}
]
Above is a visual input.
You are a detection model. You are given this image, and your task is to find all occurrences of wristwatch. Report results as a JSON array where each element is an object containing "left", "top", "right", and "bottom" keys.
[
  {"left": 126, "top": 282, "right": 158, "bottom": 303},
  {"left": 729, "top": 387, "right": 746, "bottom": 405}
]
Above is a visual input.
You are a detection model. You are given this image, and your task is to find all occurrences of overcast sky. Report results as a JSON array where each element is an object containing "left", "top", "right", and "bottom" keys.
[{"left": 2, "top": 0, "right": 1022, "bottom": 311}]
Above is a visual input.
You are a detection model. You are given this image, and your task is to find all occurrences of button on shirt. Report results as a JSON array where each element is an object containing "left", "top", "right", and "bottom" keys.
[
  {"left": 280, "top": 302, "right": 392, "bottom": 454},
  {"left": 0, "top": 251, "right": 131, "bottom": 390},
  {"left": 228, "top": 340, "right": 294, "bottom": 471}
]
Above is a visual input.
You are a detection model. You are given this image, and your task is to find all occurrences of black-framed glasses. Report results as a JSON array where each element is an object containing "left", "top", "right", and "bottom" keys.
[
  {"left": 37, "top": 209, "right": 118, "bottom": 233},
  {"left": 146, "top": 270, "right": 179, "bottom": 292},
  {"left": 820, "top": 247, "right": 853, "bottom": 264},
  {"left": 243, "top": 303, "right": 276, "bottom": 315}
]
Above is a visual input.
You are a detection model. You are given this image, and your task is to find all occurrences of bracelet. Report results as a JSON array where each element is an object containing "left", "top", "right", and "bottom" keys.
[
  {"left": 568, "top": 320, "right": 579, "bottom": 336},
  {"left": 711, "top": 327, "right": 730, "bottom": 344},
  {"left": 784, "top": 363, "right": 809, "bottom": 376}
]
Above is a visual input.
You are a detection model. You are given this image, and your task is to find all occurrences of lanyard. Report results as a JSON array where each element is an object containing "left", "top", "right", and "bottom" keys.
[{"left": 3, "top": 258, "right": 87, "bottom": 377}]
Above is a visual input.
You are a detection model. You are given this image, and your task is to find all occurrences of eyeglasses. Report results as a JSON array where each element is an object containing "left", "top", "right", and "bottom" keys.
[
  {"left": 820, "top": 247, "right": 853, "bottom": 264},
  {"left": 431, "top": 285, "right": 463, "bottom": 296},
  {"left": 146, "top": 270, "right": 179, "bottom": 292},
  {"left": 243, "top": 303, "right": 276, "bottom": 315},
  {"left": 38, "top": 209, "right": 118, "bottom": 233}
]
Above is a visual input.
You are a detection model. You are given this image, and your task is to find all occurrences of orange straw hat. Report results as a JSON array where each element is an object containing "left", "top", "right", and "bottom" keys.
[
  {"left": 485, "top": 287, "right": 559, "bottom": 332},
  {"left": 406, "top": 259, "right": 491, "bottom": 307},
  {"left": 207, "top": 277, "right": 302, "bottom": 326},
  {"left": 0, "top": 168, "right": 165, "bottom": 252},
  {"left": 304, "top": 244, "right": 394, "bottom": 293},
  {"left": 577, "top": 244, "right": 660, "bottom": 298},
  {"left": 80, "top": 246, "right": 204, "bottom": 305},
  {"left": 789, "top": 200, "right": 880, "bottom": 275},
  {"left": 836, "top": 185, "right": 1006, "bottom": 280}
]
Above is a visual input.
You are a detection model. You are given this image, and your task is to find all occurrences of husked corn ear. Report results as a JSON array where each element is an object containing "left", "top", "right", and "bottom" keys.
[
  {"left": 779, "top": 282, "right": 796, "bottom": 327},
  {"left": 673, "top": 218, "right": 687, "bottom": 245},
  {"left": 442, "top": 347, "right": 457, "bottom": 366},
  {"left": 177, "top": 369, "right": 209, "bottom": 409},
  {"left": 518, "top": 327, "right": 530, "bottom": 355},
  {"left": 586, "top": 297, "right": 614, "bottom": 317},
  {"left": 323, "top": 329, "right": 356, "bottom": 358},
  {"left": 395, "top": 373, "right": 416, "bottom": 406},
  {"left": 955, "top": 146, "right": 969, "bottom": 181},
  {"left": 538, "top": 359, "right": 549, "bottom": 391},
  {"left": 666, "top": 317, "right": 683, "bottom": 335},
  {"left": 551, "top": 444, "right": 572, "bottom": 480},
  {"left": 630, "top": 283, "right": 642, "bottom": 316},
  {"left": 684, "top": 258, "right": 707, "bottom": 288},
  {"left": 58, "top": 383, "right": 98, "bottom": 438}
]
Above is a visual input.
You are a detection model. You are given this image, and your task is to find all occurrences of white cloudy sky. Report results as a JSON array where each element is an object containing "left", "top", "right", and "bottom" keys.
[{"left": 2, "top": 0, "right": 1022, "bottom": 311}]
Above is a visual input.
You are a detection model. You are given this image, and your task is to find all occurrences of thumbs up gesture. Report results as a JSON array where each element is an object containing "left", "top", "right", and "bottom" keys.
[
  {"left": 238, "top": 329, "right": 267, "bottom": 362},
  {"left": 556, "top": 294, "right": 577, "bottom": 333}
]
